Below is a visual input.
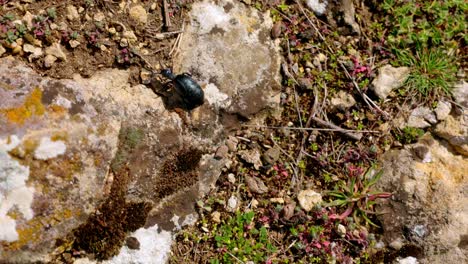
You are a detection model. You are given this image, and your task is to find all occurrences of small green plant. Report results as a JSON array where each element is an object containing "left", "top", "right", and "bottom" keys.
[
  {"left": 381, "top": 0, "right": 465, "bottom": 100},
  {"left": 70, "top": 31, "right": 79, "bottom": 39},
  {"left": 395, "top": 126, "right": 425, "bottom": 144},
  {"left": 212, "top": 211, "right": 276, "bottom": 264},
  {"left": 46, "top": 7, "right": 57, "bottom": 20},
  {"left": 325, "top": 168, "right": 391, "bottom": 227},
  {"left": 394, "top": 47, "right": 457, "bottom": 98}
]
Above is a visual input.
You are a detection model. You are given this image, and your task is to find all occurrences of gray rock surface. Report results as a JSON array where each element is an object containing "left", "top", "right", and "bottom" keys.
[
  {"left": 434, "top": 100, "right": 451, "bottom": 121},
  {"left": 453, "top": 81, "right": 467, "bottom": 108},
  {"left": 407, "top": 107, "right": 434, "bottom": 128},
  {"left": 371, "top": 65, "right": 410, "bottom": 99},
  {"left": 434, "top": 115, "right": 468, "bottom": 156},
  {"left": 173, "top": 0, "right": 281, "bottom": 118},
  {"left": 377, "top": 134, "right": 468, "bottom": 263}
]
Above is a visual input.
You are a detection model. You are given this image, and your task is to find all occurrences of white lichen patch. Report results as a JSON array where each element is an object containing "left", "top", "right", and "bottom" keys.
[
  {"left": 54, "top": 95, "right": 72, "bottom": 109},
  {"left": 191, "top": 3, "right": 231, "bottom": 34},
  {"left": 204, "top": 83, "right": 231, "bottom": 109},
  {"left": 0, "top": 135, "right": 35, "bottom": 242},
  {"left": 306, "top": 0, "right": 328, "bottom": 15},
  {"left": 34, "top": 136, "right": 66, "bottom": 160},
  {"left": 104, "top": 225, "right": 172, "bottom": 264}
]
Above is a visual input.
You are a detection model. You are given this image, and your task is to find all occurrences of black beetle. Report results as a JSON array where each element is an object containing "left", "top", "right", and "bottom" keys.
[{"left": 161, "top": 69, "right": 204, "bottom": 111}]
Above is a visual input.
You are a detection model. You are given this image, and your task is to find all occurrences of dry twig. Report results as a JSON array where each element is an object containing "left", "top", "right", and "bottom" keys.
[{"left": 162, "top": 0, "right": 172, "bottom": 29}]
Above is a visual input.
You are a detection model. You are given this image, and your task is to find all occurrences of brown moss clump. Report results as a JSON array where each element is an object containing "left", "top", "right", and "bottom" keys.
[
  {"left": 68, "top": 167, "right": 153, "bottom": 260},
  {"left": 153, "top": 148, "right": 203, "bottom": 199},
  {"left": 1, "top": 87, "right": 45, "bottom": 124},
  {"left": 60, "top": 126, "right": 152, "bottom": 261}
]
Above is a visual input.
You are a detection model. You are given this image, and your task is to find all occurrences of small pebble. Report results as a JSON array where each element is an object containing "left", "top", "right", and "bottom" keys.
[
  {"left": 125, "top": 237, "right": 140, "bottom": 250},
  {"left": 227, "top": 173, "right": 236, "bottom": 183},
  {"left": 211, "top": 211, "right": 221, "bottom": 223}
]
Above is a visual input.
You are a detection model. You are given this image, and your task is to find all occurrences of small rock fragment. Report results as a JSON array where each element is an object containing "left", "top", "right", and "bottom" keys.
[
  {"left": 262, "top": 146, "right": 280, "bottom": 165},
  {"left": 226, "top": 136, "right": 238, "bottom": 152},
  {"left": 452, "top": 81, "right": 467, "bottom": 108},
  {"left": 45, "top": 43, "right": 67, "bottom": 61},
  {"left": 22, "top": 11, "right": 34, "bottom": 29},
  {"left": 434, "top": 115, "right": 468, "bottom": 156},
  {"left": 341, "top": 0, "right": 360, "bottom": 35},
  {"left": 211, "top": 211, "right": 221, "bottom": 223},
  {"left": 66, "top": 5, "right": 80, "bottom": 21},
  {"left": 306, "top": 0, "right": 328, "bottom": 15},
  {"left": 239, "top": 149, "right": 262, "bottom": 170},
  {"left": 271, "top": 21, "right": 282, "bottom": 39},
  {"left": 371, "top": 65, "right": 410, "bottom": 99},
  {"left": 331, "top": 90, "right": 356, "bottom": 110},
  {"left": 297, "top": 190, "right": 322, "bottom": 212},
  {"left": 245, "top": 175, "right": 268, "bottom": 194},
  {"left": 434, "top": 100, "right": 451, "bottom": 121},
  {"left": 123, "top": 30, "right": 138, "bottom": 42},
  {"left": 227, "top": 173, "right": 236, "bottom": 184},
  {"left": 337, "top": 224, "right": 346, "bottom": 237},
  {"left": 129, "top": 5, "right": 148, "bottom": 25},
  {"left": 120, "top": 38, "right": 129, "bottom": 47},
  {"left": 412, "top": 225, "right": 427, "bottom": 238},
  {"left": 108, "top": 27, "right": 117, "bottom": 36},
  {"left": 397, "top": 256, "right": 419, "bottom": 264},
  {"left": 44, "top": 54, "right": 57, "bottom": 68},
  {"left": 94, "top": 12, "right": 105, "bottom": 22},
  {"left": 140, "top": 68, "right": 152, "bottom": 84},
  {"left": 407, "top": 107, "right": 433, "bottom": 128},
  {"left": 125, "top": 237, "right": 140, "bottom": 250},
  {"left": 227, "top": 195, "right": 238, "bottom": 212},
  {"left": 298, "top": 77, "right": 312, "bottom": 90},
  {"left": 411, "top": 145, "right": 432, "bottom": 163},
  {"left": 214, "top": 145, "right": 229, "bottom": 160},
  {"left": 282, "top": 202, "right": 296, "bottom": 220},
  {"left": 69, "top": 40, "right": 80, "bottom": 49},
  {"left": 0, "top": 45, "right": 6, "bottom": 57},
  {"left": 250, "top": 199, "right": 259, "bottom": 208},
  {"left": 389, "top": 238, "right": 404, "bottom": 250},
  {"left": 12, "top": 44, "right": 22, "bottom": 55},
  {"left": 23, "top": 43, "right": 43, "bottom": 61},
  {"left": 270, "top": 197, "right": 284, "bottom": 204}
]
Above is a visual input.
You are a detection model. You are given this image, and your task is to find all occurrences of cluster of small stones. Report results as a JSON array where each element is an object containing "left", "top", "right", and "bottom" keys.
[{"left": 0, "top": 3, "right": 154, "bottom": 68}]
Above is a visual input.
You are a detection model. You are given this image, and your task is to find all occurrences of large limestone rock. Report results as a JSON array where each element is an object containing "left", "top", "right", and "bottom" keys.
[
  {"left": 173, "top": 0, "right": 281, "bottom": 118},
  {"left": 0, "top": 1, "right": 280, "bottom": 260},
  {"left": 376, "top": 134, "right": 468, "bottom": 263}
]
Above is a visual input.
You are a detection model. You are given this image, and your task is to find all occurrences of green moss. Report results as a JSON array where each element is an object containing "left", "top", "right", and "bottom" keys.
[{"left": 110, "top": 127, "right": 144, "bottom": 172}]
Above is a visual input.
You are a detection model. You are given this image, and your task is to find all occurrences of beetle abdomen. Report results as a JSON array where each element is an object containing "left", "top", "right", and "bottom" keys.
[{"left": 174, "top": 74, "right": 204, "bottom": 110}]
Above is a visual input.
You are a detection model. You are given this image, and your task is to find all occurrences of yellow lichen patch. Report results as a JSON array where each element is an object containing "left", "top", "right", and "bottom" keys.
[
  {"left": 48, "top": 104, "right": 68, "bottom": 118},
  {"left": 21, "top": 138, "right": 39, "bottom": 156},
  {"left": 1, "top": 87, "right": 45, "bottom": 124},
  {"left": 51, "top": 131, "right": 69, "bottom": 142},
  {"left": 3, "top": 218, "right": 43, "bottom": 251},
  {"left": 3, "top": 208, "right": 80, "bottom": 251},
  {"left": 97, "top": 124, "right": 108, "bottom": 136}
]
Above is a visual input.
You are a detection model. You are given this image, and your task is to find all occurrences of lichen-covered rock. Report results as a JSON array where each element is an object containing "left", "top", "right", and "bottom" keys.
[
  {"left": 0, "top": 1, "right": 281, "bottom": 259},
  {"left": 376, "top": 134, "right": 468, "bottom": 263},
  {"left": 173, "top": 0, "right": 281, "bottom": 118}
]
